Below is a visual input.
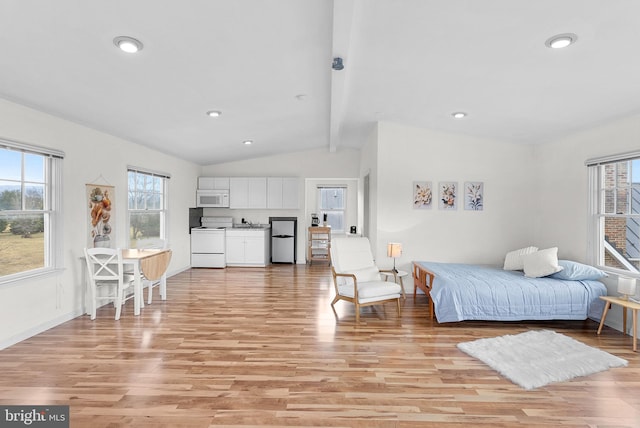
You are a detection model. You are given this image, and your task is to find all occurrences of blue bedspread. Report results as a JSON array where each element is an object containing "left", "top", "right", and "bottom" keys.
[{"left": 416, "top": 262, "right": 607, "bottom": 323}]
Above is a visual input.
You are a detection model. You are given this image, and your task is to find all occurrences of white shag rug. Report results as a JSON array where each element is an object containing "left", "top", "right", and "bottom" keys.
[{"left": 457, "top": 330, "right": 627, "bottom": 390}]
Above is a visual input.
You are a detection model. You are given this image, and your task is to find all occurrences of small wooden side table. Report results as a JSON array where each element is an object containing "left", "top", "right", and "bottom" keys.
[
  {"left": 597, "top": 295, "right": 640, "bottom": 351},
  {"left": 381, "top": 270, "right": 408, "bottom": 299},
  {"left": 307, "top": 226, "right": 331, "bottom": 265}
]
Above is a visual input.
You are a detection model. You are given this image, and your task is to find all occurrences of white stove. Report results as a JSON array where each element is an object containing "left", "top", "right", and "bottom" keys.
[{"left": 190, "top": 216, "right": 233, "bottom": 268}]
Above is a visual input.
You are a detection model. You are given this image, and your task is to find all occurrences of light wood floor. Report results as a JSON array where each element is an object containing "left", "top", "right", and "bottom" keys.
[{"left": 1, "top": 264, "right": 639, "bottom": 427}]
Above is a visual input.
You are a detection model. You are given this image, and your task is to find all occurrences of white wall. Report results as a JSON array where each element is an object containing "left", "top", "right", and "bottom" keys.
[
  {"left": 359, "top": 124, "right": 379, "bottom": 249},
  {"left": 373, "top": 121, "right": 536, "bottom": 273},
  {"left": 200, "top": 147, "right": 361, "bottom": 263},
  {"left": 0, "top": 98, "right": 199, "bottom": 348},
  {"left": 372, "top": 116, "right": 640, "bottom": 334},
  {"left": 535, "top": 113, "right": 640, "bottom": 334}
]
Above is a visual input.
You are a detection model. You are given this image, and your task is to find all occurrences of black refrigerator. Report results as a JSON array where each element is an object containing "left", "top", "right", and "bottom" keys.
[{"left": 269, "top": 217, "right": 297, "bottom": 263}]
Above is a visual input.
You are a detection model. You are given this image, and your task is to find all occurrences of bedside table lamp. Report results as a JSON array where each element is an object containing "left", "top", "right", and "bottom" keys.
[
  {"left": 387, "top": 242, "right": 402, "bottom": 273},
  {"left": 617, "top": 276, "right": 637, "bottom": 300}
]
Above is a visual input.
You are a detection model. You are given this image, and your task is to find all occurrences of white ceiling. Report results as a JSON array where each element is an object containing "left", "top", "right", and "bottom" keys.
[{"left": 1, "top": 1, "right": 640, "bottom": 165}]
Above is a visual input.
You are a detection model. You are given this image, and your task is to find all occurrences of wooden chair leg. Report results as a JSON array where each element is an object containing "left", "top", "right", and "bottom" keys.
[
  {"left": 330, "top": 295, "right": 340, "bottom": 308},
  {"left": 396, "top": 298, "right": 401, "bottom": 317}
]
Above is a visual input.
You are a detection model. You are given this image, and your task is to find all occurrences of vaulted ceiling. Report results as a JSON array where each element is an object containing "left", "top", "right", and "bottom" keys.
[{"left": 1, "top": 1, "right": 639, "bottom": 165}]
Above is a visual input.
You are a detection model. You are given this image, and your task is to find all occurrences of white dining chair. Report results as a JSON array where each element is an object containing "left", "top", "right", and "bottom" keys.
[
  {"left": 136, "top": 238, "right": 171, "bottom": 304},
  {"left": 84, "top": 247, "right": 136, "bottom": 320}
]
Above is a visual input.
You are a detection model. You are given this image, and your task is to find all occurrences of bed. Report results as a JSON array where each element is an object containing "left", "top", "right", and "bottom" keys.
[{"left": 412, "top": 261, "right": 608, "bottom": 323}]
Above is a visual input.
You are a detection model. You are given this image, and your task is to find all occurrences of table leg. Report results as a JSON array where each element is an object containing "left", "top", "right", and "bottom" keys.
[
  {"left": 623, "top": 306, "right": 627, "bottom": 336},
  {"left": 398, "top": 276, "right": 406, "bottom": 299},
  {"left": 160, "top": 274, "right": 167, "bottom": 300},
  {"left": 633, "top": 309, "right": 637, "bottom": 352},
  {"left": 597, "top": 302, "right": 611, "bottom": 335}
]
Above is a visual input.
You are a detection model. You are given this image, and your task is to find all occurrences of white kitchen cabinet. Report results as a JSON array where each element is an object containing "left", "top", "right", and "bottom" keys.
[
  {"left": 198, "top": 176, "right": 229, "bottom": 190},
  {"left": 229, "top": 177, "right": 267, "bottom": 209},
  {"left": 225, "top": 228, "right": 270, "bottom": 266},
  {"left": 225, "top": 235, "right": 247, "bottom": 264},
  {"left": 267, "top": 177, "right": 299, "bottom": 209}
]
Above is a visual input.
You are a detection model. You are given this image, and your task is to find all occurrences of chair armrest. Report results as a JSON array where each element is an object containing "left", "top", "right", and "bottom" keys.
[
  {"left": 332, "top": 271, "right": 359, "bottom": 299},
  {"left": 334, "top": 272, "right": 357, "bottom": 280},
  {"left": 378, "top": 269, "right": 394, "bottom": 274},
  {"left": 334, "top": 272, "right": 358, "bottom": 286}
]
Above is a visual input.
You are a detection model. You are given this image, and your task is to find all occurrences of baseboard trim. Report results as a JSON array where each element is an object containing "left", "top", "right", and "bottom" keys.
[{"left": 0, "top": 309, "right": 84, "bottom": 350}]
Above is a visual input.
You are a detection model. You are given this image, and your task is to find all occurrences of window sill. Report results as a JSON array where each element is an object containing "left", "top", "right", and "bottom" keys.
[
  {"left": 597, "top": 265, "right": 640, "bottom": 280},
  {"left": 0, "top": 267, "right": 65, "bottom": 288}
]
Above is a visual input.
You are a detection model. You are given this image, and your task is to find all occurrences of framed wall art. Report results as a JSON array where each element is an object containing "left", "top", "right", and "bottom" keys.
[
  {"left": 464, "top": 181, "right": 484, "bottom": 211},
  {"left": 86, "top": 184, "right": 115, "bottom": 248},
  {"left": 413, "top": 181, "right": 433, "bottom": 209},
  {"left": 438, "top": 181, "right": 457, "bottom": 210}
]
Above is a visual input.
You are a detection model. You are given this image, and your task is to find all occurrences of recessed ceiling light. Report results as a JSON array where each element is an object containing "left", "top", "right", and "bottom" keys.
[
  {"left": 206, "top": 110, "right": 221, "bottom": 117},
  {"left": 545, "top": 33, "right": 577, "bottom": 49},
  {"left": 452, "top": 112, "right": 467, "bottom": 119},
  {"left": 113, "top": 36, "right": 143, "bottom": 53},
  {"left": 242, "top": 140, "right": 253, "bottom": 145}
]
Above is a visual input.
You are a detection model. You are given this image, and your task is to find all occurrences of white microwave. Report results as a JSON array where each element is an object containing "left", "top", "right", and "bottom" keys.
[{"left": 196, "top": 189, "right": 229, "bottom": 208}]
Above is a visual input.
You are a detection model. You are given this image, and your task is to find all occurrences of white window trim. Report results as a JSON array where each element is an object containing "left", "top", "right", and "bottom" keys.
[
  {"left": 126, "top": 167, "right": 170, "bottom": 247},
  {"left": 317, "top": 185, "right": 347, "bottom": 234},
  {"left": 0, "top": 138, "right": 64, "bottom": 285},
  {"left": 587, "top": 151, "right": 640, "bottom": 278}
]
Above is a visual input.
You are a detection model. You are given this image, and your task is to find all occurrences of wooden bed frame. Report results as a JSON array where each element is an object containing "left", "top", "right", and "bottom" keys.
[{"left": 412, "top": 262, "right": 436, "bottom": 320}]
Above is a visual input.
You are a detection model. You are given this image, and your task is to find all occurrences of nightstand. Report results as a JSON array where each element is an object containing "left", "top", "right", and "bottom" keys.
[
  {"left": 597, "top": 295, "right": 640, "bottom": 351},
  {"left": 380, "top": 270, "right": 407, "bottom": 299}
]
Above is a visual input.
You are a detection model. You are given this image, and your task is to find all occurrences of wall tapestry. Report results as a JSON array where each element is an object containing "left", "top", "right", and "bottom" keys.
[
  {"left": 439, "top": 181, "right": 457, "bottom": 210},
  {"left": 86, "top": 184, "right": 114, "bottom": 248},
  {"left": 413, "top": 181, "right": 433, "bottom": 209},
  {"left": 464, "top": 181, "right": 484, "bottom": 211}
]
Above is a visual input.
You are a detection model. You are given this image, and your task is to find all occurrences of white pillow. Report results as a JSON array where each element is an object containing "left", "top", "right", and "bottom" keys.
[
  {"left": 503, "top": 246, "right": 538, "bottom": 270},
  {"left": 522, "top": 247, "right": 564, "bottom": 278}
]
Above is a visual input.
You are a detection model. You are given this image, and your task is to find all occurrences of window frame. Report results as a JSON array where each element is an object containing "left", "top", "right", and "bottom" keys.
[
  {"left": 0, "top": 138, "right": 64, "bottom": 285},
  {"left": 126, "top": 167, "right": 170, "bottom": 248},
  {"left": 317, "top": 186, "right": 346, "bottom": 234},
  {"left": 587, "top": 151, "right": 640, "bottom": 276}
]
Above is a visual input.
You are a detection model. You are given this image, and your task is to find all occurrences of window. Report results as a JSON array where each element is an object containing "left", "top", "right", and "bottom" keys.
[
  {"left": 317, "top": 186, "right": 346, "bottom": 233},
  {"left": 0, "top": 139, "right": 63, "bottom": 281},
  {"left": 127, "top": 167, "right": 170, "bottom": 248},
  {"left": 588, "top": 153, "right": 640, "bottom": 273}
]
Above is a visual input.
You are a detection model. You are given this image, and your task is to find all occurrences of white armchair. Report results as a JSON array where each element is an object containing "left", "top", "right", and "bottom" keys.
[{"left": 330, "top": 237, "right": 402, "bottom": 323}]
